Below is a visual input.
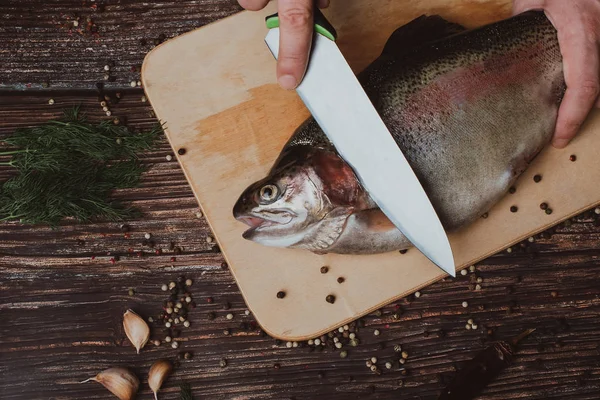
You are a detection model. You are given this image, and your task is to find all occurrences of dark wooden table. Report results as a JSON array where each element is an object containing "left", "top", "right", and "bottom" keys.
[{"left": 1, "top": 1, "right": 600, "bottom": 399}]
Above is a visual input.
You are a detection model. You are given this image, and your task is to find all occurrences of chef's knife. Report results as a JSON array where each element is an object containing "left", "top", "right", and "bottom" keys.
[{"left": 264, "top": 9, "right": 456, "bottom": 277}]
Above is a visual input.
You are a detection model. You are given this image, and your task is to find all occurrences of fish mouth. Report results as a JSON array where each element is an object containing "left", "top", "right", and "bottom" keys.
[{"left": 235, "top": 211, "right": 295, "bottom": 238}]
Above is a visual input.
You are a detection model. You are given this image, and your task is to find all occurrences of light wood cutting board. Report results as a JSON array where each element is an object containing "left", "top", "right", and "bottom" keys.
[{"left": 141, "top": 0, "right": 600, "bottom": 341}]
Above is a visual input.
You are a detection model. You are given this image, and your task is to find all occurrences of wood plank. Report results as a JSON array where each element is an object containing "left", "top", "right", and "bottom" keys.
[
  {"left": 0, "top": 0, "right": 242, "bottom": 90},
  {"left": 1, "top": 94, "right": 600, "bottom": 399}
]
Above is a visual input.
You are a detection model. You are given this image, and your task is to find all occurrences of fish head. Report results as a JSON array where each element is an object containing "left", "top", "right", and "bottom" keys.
[{"left": 233, "top": 146, "right": 367, "bottom": 250}]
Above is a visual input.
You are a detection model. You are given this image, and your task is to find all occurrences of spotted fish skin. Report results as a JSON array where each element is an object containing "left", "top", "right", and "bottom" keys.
[{"left": 233, "top": 11, "right": 565, "bottom": 255}]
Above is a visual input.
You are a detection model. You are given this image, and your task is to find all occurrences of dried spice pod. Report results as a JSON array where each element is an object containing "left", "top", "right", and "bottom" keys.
[
  {"left": 80, "top": 367, "right": 139, "bottom": 400},
  {"left": 437, "top": 329, "right": 535, "bottom": 400},
  {"left": 123, "top": 309, "right": 150, "bottom": 353}
]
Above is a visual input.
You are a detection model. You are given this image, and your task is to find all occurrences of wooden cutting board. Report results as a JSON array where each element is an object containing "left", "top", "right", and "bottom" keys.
[{"left": 141, "top": 0, "right": 600, "bottom": 341}]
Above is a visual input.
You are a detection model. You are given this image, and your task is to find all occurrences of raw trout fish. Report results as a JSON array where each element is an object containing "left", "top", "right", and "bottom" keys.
[{"left": 233, "top": 11, "right": 565, "bottom": 255}]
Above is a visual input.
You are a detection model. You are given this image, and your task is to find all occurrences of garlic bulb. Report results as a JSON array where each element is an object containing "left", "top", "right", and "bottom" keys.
[
  {"left": 81, "top": 367, "right": 139, "bottom": 400},
  {"left": 148, "top": 359, "right": 173, "bottom": 400},
  {"left": 123, "top": 309, "right": 150, "bottom": 353}
]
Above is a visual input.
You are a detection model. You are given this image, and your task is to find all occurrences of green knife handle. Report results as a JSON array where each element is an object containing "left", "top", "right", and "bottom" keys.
[{"left": 265, "top": 8, "right": 337, "bottom": 41}]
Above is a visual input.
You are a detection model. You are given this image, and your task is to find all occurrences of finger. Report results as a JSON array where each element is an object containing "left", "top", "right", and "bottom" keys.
[
  {"left": 512, "top": 0, "right": 546, "bottom": 15},
  {"left": 277, "top": 0, "right": 314, "bottom": 90},
  {"left": 553, "top": 28, "right": 600, "bottom": 148},
  {"left": 238, "top": 0, "right": 270, "bottom": 11}
]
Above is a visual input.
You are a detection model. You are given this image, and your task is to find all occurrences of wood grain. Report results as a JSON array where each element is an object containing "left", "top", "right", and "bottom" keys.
[
  {"left": 1, "top": 1, "right": 600, "bottom": 399},
  {"left": 0, "top": 0, "right": 242, "bottom": 91}
]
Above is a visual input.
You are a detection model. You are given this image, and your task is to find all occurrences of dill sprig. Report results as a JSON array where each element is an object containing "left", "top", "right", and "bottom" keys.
[
  {"left": 179, "top": 383, "right": 194, "bottom": 400},
  {"left": 0, "top": 106, "right": 162, "bottom": 226}
]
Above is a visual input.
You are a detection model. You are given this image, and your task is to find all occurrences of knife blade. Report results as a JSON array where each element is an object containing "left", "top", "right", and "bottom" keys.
[{"left": 264, "top": 9, "right": 455, "bottom": 277}]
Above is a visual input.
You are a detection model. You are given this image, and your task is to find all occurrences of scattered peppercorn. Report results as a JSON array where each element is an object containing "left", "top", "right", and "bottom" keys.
[
  {"left": 545, "top": 208, "right": 553, "bottom": 215},
  {"left": 325, "top": 294, "right": 336, "bottom": 304},
  {"left": 276, "top": 291, "right": 286, "bottom": 299},
  {"left": 320, "top": 266, "right": 329, "bottom": 274},
  {"left": 570, "top": 155, "right": 577, "bottom": 162},
  {"left": 399, "top": 249, "right": 408, "bottom": 254},
  {"left": 508, "top": 186, "right": 516, "bottom": 194},
  {"left": 533, "top": 174, "right": 542, "bottom": 183},
  {"left": 510, "top": 206, "right": 518, "bottom": 213},
  {"left": 337, "top": 277, "right": 345, "bottom": 284},
  {"left": 481, "top": 212, "right": 489, "bottom": 219},
  {"left": 128, "top": 288, "right": 134, "bottom": 296},
  {"left": 219, "top": 358, "right": 227, "bottom": 368},
  {"left": 178, "top": 148, "right": 187, "bottom": 155}
]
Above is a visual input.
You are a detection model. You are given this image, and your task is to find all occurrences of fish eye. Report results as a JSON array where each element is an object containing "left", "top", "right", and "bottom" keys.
[{"left": 259, "top": 184, "right": 279, "bottom": 203}]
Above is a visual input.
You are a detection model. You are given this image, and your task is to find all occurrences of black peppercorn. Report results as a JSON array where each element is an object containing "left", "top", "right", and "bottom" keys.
[
  {"left": 207, "top": 312, "right": 216, "bottom": 320},
  {"left": 570, "top": 154, "right": 577, "bottom": 162},
  {"left": 545, "top": 208, "right": 553, "bottom": 215},
  {"left": 540, "top": 202, "right": 548, "bottom": 210},
  {"left": 509, "top": 186, "right": 516, "bottom": 194},
  {"left": 326, "top": 294, "right": 336, "bottom": 304},
  {"left": 533, "top": 175, "right": 542, "bottom": 183},
  {"left": 399, "top": 249, "right": 408, "bottom": 254},
  {"left": 481, "top": 212, "right": 489, "bottom": 219},
  {"left": 510, "top": 206, "right": 518, "bottom": 213},
  {"left": 320, "top": 266, "right": 329, "bottom": 274},
  {"left": 178, "top": 148, "right": 187, "bottom": 155},
  {"left": 337, "top": 277, "right": 345, "bottom": 284},
  {"left": 276, "top": 291, "right": 286, "bottom": 299}
]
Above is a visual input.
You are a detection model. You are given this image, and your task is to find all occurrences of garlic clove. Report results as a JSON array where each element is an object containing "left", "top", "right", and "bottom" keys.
[
  {"left": 123, "top": 309, "right": 150, "bottom": 353},
  {"left": 148, "top": 359, "right": 173, "bottom": 400},
  {"left": 81, "top": 367, "right": 139, "bottom": 400}
]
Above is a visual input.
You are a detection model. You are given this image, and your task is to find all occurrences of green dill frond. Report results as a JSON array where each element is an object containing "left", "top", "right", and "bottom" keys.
[{"left": 0, "top": 106, "right": 162, "bottom": 226}]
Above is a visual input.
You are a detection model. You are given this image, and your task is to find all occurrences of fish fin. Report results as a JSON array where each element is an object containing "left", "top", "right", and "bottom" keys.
[
  {"left": 324, "top": 208, "right": 412, "bottom": 254},
  {"left": 382, "top": 15, "right": 466, "bottom": 57},
  {"left": 353, "top": 208, "right": 397, "bottom": 232}
]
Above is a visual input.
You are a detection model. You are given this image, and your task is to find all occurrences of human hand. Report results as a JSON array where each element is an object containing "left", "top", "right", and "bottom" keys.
[
  {"left": 238, "top": 0, "right": 330, "bottom": 90},
  {"left": 513, "top": 0, "right": 600, "bottom": 148}
]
